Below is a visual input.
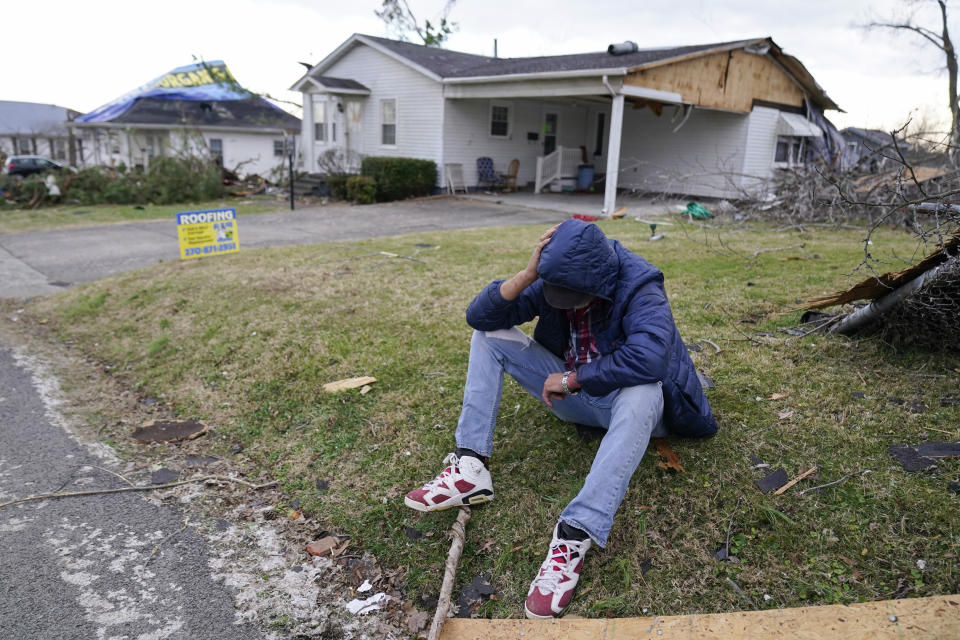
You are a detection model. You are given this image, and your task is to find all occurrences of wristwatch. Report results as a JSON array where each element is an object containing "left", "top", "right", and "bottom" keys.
[{"left": 561, "top": 370, "right": 579, "bottom": 396}]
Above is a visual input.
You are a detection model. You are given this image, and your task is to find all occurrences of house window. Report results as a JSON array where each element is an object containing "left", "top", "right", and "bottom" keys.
[
  {"left": 274, "top": 140, "right": 285, "bottom": 157},
  {"left": 209, "top": 138, "right": 223, "bottom": 164},
  {"left": 17, "top": 137, "right": 32, "bottom": 154},
  {"left": 313, "top": 101, "right": 326, "bottom": 142},
  {"left": 490, "top": 103, "right": 510, "bottom": 138},
  {"left": 381, "top": 99, "right": 396, "bottom": 146},
  {"left": 774, "top": 136, "right": 804, "bottom": 167},
  {"left": 594, "top": 112, "right": 605, "bottom": 156},
  {"left": 109, "top": 132, "right": 120, "bottom": 155}
]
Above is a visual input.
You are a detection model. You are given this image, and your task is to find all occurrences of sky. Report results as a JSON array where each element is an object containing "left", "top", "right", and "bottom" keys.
[{"left": 4, "top": 0, "right": 955, "bottom": 133}]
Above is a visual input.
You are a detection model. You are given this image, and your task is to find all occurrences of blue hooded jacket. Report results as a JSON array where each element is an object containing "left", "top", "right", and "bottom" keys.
[{"left": 465, "top": 219, "right": 717, "bottom": 438}]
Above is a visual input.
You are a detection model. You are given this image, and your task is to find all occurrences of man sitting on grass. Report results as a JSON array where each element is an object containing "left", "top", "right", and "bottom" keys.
[{"left": 405, "top": 218, "right": 718, "bottom": 619}]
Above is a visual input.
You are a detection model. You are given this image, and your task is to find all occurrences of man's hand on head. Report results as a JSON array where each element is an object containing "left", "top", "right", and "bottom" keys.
[{"left": 500, "top": 223, "right": 561, "bottom": 301}]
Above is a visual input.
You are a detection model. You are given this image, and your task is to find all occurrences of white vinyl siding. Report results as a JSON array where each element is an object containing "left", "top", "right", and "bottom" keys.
[
  {"left": 316, "top": 44, "right": 444, "bottom": 173},
  {"left": 616, "top": 106, "right": 751, "bottom": 199},
  {"left": 740, "top": 106, "right": 786, "bottom": 195}
]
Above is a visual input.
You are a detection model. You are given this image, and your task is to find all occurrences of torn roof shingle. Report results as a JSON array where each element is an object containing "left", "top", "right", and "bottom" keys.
[
  {"left": 361, "top": 34, "right": 763, "bottom": 78},
  {"left": 104, "top": 97, "right": 300, "bottom": 130}
]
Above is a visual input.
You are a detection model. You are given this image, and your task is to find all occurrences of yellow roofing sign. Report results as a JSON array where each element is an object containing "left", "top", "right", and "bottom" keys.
[{"left": 176, "top": 208, "right": 239, "bottom": 260}]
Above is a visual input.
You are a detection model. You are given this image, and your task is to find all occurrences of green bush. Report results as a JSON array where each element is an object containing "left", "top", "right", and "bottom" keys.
[
  {"left": 143, "top": 156, "right": 222, "bottom": 204},
  {"left": 345, "top": 176, "right": 376, "bottom": 204},
  {"left": 360, "top": 156, "right": 436, "bottom": 202},
  {"left": 326, "top": 175, "right": 350, "bottom": 201}
]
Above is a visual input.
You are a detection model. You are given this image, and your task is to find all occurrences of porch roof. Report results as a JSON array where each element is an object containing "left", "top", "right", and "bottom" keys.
[{"left": 310, "top": 76, "right": 371, "bottom": 95}]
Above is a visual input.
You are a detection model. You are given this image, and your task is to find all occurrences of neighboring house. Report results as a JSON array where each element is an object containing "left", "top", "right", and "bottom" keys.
[
  {"left": 72, "top": 61, "right": 300, "bottom": 178},
  {"left": 291, "top": 34, "right": 841, "bottom": 212},
  {"left": 0, "top": 101, "right": 84, "bottom": 165},
  {"left": 841, "top": 127, "right": 900, "bottom": 173}
]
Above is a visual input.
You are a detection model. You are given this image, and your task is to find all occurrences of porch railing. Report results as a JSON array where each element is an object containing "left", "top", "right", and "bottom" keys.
[
  {"left": 535, "top": 146, "right": 562, "bottom": 193},
  {"left": 534, "top": 146, "right": 584, "bottom": 193}
]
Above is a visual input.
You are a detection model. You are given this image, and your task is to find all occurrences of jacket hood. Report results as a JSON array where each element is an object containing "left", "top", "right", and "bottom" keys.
[{"left": 538, "top": 219, "right": 619, "bottom": 301}]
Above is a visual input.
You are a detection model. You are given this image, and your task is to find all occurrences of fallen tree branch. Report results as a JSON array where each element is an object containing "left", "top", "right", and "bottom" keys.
[
  {"left": 753, "top": 243, "right": 805, "bottom": 257},
  {"left": 698, "top": 338, "right": 722, "bottom": 354},
  {"left": 797, "top": 469, "right": 872, "bottom": 496},
  {"left": 0, "top": 475, "right": 278, "bottom": 510},
  {"left": 428, "top": 507, "right": 471, "bottom": 640}
]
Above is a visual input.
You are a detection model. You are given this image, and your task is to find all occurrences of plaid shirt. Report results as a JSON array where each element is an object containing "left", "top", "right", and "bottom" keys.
[{"left": 564, "top": 300, "right": 602, "bottom": 370}]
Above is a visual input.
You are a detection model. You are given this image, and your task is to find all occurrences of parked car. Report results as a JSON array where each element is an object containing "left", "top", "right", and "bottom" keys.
[{"left": 2, "top": 155, "right": 73, "bottom": 178}]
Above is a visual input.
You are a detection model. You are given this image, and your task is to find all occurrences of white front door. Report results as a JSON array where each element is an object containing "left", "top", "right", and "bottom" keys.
[{"left": 344, "top": 100, "right": 363, "bottom": 169}]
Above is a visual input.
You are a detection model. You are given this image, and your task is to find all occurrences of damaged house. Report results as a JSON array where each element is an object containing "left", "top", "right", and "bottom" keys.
[
  {"left": 0, "top": 100, "right": 84, "bottom": 165},
  {"left": 292, "top": 34, "right": 841, "bottom": 213},
  {"left": 71, "top": 61, "right": 300, "bottom": 178}
]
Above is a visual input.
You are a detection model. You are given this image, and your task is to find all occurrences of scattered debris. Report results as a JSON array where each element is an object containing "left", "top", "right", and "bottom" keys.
[
  {"left": 403, "top": 527, "right": 423, "bottom": 541},
  {"left": 307, "top": 536, "right": 341, "bottom": 557},
  {"left": 0, "top": 475, "right": 277, "bottom": 510},
  {"left": 151, "top": 468, "right": 179, "bottom": 484},
  {"left": 797, "top": 469, "right": 872, "bottom": 496},
  {"left": 360, "top": 385, "right": 373, "bottom": 395},
  {"left": 755, "top": 468, "right": 789, "bottom": 494},
  {"left": 686, "top": 342, "right": 702, "bottom": 352},
  {"left": 131, "top": 419, "right": 208, "bottom": 443},
  {"left": 640, "top": 557, "right": 654, "bottom": 576},
  {"left": 357, "top": 579, "right": 373, "bottom": 593},
  {"left": 184, "top": 455, "right": 218, "bottom": 466},
  {"left": 652, "top": 439, "right": 684, "bottom": 473},
  {"left": 942, "top": 396, "right": 959, "bottom": 406},
  {"left": 697, "top": 338, "right": 722, "bottom": 353},
  {"left": 427, "top": 507, "right": 470, "bottom": 640},
  {"left": 774, "top": 467, "right": 819, "bottom": 495},
  {"left": 696, "top": 370, "right": 715, "bottom": 389},
  {"left": 768, "top": 392, "right": 790, "bottom": 400},
  {"left": 778, "top": 410, "right": 795, "bottom": 420},
  {"left": 890, "top": 442, "right": 960, "bottom": 472},
  {"left": 322, "top": 376, "right": 377, "bottom": 393},
  {"left": 315, "top": 479, "right": 330, "bottom": 492},
  {"left": 456, "top": 574, "right": 497, "bottom": 618},
  {"left": 345, "top": 592, "right": 391, "bottom": 615}
]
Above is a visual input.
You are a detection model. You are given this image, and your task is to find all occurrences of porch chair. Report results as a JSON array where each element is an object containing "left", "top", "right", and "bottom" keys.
[
  {"left": 445, "top": 163, "right": 467, "bottom": 194},
  {"left": 476, "top": 157, "right": 505, "bottom": 191},
  {"left": 499, "top": 158, "right": 519, "bottom": 193}
]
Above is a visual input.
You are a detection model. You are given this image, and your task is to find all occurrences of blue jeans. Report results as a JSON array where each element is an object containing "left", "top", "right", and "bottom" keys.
[{"left": 455, "top": 328, "right": 665, "bottom": 547}]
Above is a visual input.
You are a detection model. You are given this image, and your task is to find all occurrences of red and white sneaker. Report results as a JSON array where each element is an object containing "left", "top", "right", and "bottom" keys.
[
  {"left": 404, "top": 453, "right": 494, "bottom": 512},
  {"left": 524, "top": 524, "right": 591, "bottom": 619}
]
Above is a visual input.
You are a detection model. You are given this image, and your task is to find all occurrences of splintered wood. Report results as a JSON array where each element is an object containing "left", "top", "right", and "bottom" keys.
[
  {"left": 322, "top": 376, "right": 377, "bottom": 393},
  {"left": 440, "top": 594, "right": 960, "bottom": 639}
]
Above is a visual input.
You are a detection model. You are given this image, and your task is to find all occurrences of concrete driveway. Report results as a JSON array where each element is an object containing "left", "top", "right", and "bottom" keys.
[{"left": 0, "top": 196, "right": 569, "bottom": 299}]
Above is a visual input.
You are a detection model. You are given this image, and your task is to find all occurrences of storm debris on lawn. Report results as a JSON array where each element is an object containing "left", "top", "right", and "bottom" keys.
[
  {"left": 131, "top": 419, "right": 208, "bottom": 443},
  {"left": 640, "top": 557, "right": 654, "bottom": 576},
  {"left": 184, "top": 455, "right": 218, "bottom": 466},
  {"left": 696, "top": 370, "right": 715, "bottom": 389},
  {"left": 456, "top": 573, "right": 497, "bottom": 618},
  {"left": 755, "top": 467, "right": 789, "bottom": 494},
  {"left": 315, "top": 478, "right": 330, "bottom": 492},
  {"left": 890, "top": 442, "right": 960, "bottom": 472},
  {"left": 322, "top": 376, "right": 377, "bottom": 393},
  {"left": 773, "top": 466, "right": 819, "bottom": 495},
  {"left": 652, "top": 439, "right": 685, "bottom": 473},
  {"left": 307, "top": 535, "right": 341, "bottom": 557},
  {"left": 404, "top": 526, "right": 423, "bottom": 541},
  {"left": 346, "top": 591, "right": 392, "bottom": 615}
]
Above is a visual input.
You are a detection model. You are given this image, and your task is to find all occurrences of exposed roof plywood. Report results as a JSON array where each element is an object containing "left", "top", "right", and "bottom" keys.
[{"left": 625, "top": 49, "right": 805, "bottom": 113}]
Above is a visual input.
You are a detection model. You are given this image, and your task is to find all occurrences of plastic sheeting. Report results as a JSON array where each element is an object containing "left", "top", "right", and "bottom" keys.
[{"left": 77, "top": 61, "right": 251, "bottom": 124}]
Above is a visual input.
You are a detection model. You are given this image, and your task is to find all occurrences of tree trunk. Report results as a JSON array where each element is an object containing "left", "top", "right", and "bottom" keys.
[{"left": 940, "top": 1, "right": 960, "bottom": 160}]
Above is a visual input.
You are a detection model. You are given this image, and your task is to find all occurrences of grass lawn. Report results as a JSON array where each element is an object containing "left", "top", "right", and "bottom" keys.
[
  {"left": 20, "top": 218, "right": 960, "bottom": 618},
  {"left": 0, "top": 194, "right": 288, "bottom": 234}
]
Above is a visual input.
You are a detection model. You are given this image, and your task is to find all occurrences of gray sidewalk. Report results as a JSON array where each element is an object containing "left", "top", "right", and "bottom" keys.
[{"left": 0, "top": 196, "right": 569, "bottom": 299}]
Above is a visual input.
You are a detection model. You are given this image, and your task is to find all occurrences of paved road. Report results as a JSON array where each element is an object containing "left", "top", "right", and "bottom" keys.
[
  {"left": 0, "top": 344, "right": 266, "bottom": 639},
  {"left": 0, "top": 197, "right": 568, "bottom": 298}
]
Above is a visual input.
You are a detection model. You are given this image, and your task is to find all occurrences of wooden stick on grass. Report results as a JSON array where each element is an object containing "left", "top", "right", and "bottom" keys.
[
  {"left": 0, "top": 475, "right": 278, "bottom": 510},
  {"left": 428, "top": 506, "right": 471, "bottom": 640},
  {"left": 774, "top": 466, "right": 818, "bottom": 496}
]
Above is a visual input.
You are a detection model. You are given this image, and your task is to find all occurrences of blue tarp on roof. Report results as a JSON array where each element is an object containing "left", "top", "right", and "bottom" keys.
[{"left": 77, "top": 61, "right": 251, "bottom": 124}]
